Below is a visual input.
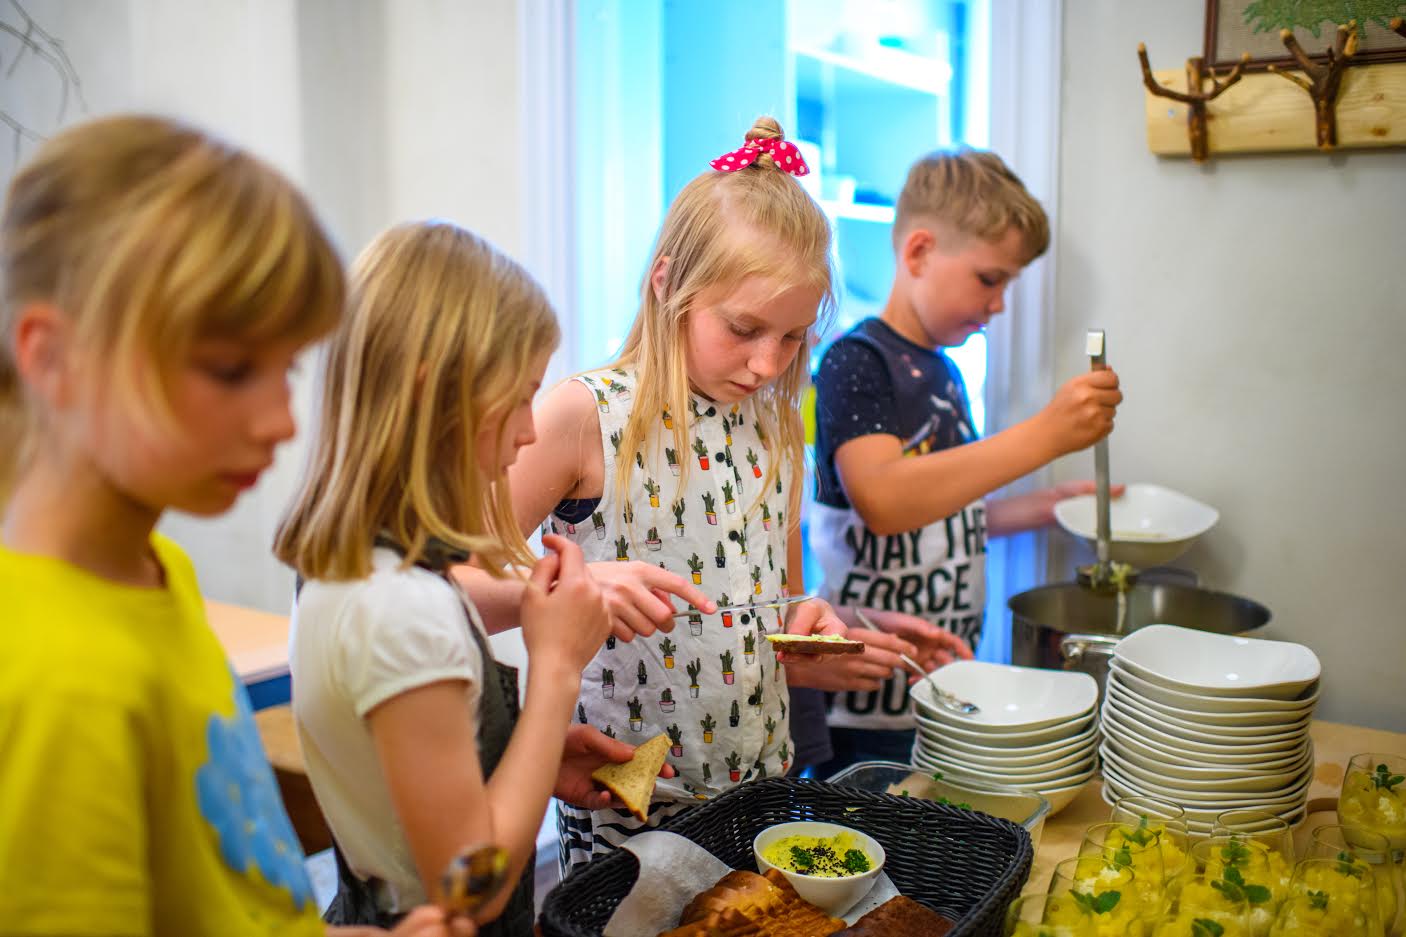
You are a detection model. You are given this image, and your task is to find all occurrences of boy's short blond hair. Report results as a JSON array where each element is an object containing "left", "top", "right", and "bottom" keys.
[{"left": 894, "top": 147, "right": 1049, "bottom": 263}]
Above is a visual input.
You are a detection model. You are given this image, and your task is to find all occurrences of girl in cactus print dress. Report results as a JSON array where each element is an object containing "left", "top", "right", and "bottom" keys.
[{"left": 508, "top": 117, "right": 922, "bottom": 876}]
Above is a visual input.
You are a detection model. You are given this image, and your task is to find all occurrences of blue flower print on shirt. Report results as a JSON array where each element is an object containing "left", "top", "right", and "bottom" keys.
[{"left": 195, "top": 680, "right": 312, "bottom": 909}]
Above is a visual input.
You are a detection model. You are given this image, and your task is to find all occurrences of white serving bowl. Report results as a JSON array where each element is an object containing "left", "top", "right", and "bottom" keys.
[
  {"left": 1108, "top": 662, "right": 1320, "bottom": 716},
  {"left": 1054, "top": 482, "right": 1218, "bottom": 567},
  {"left": 1100, "top": 704, "right": 1309, "bottom": 758},
  {"left": 913, "top": 747, "right": 1097, "bottom": 785},
  {"left": 1036, "top": 770, "right": 1099, "bottom": 815},
  {"left": 920, "top": 720, "right": 1101, "bottom": 762},
  {"left": 912, "top": 661, "right": 1099, "bottom": 731},
  {"left": 1112, "top": 625, "right": 1320, "bottom": 700},
  {"left": 1099, "top": 758, "right": 1313, "bottom": 806},
  {"left": 1100, "top": 741, "right": 1313, "bottom": 790},
  {"left": 1099, "top": 773, "right": 1306, "bottom": 835},
  {"left": 1102, "top": 720, "right": 1312, "bottom": 770},
  {"left": 1101, "top": 691, "right": 1310, "bottom": 744},
  {"left": 1105, "top": 678, "right": 1315, "bottom": 732},
  {"left": 913, "top": 709, "right": 1096, "bottom": 747},
  {"left": 914, "top": 738, "right": 1097, "bottom": 772},
  {"left": 752, "top": 821, "right": 885, "bottom": 915}
]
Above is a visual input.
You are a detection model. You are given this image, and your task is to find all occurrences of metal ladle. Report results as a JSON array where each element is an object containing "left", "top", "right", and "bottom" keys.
[{"left": 1076, "top": 329, "right": 1135, "bottom": 599}]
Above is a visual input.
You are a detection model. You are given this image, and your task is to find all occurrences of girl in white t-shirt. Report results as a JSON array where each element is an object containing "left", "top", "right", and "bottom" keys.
[{"left": 277, "top": 222, "right": 655, "bottom": 934}]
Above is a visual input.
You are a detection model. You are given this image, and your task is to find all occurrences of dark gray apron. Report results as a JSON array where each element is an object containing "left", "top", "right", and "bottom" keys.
[{"left": 320, "top": 542, "right": 536, "bottom": 936}]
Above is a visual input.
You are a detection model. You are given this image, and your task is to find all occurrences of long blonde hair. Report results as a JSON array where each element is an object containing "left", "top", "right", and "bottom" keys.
[
  {"left": 611, "top": 116, "right": 833, "bottom": 525},
  {"left": 0, "top": 114, "right": 343, "bottom": 498},
  {"left": 275, "top": 222, "right": 560, "bottom": 580}
]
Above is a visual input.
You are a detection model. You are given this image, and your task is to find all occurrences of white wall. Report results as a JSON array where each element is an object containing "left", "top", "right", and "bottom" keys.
[
  {"left": 1, "top": 0, "right": 525, "bottom": 618},
  {"left": 1048, "top": 1, "right": 1406, "bottom": 731}
]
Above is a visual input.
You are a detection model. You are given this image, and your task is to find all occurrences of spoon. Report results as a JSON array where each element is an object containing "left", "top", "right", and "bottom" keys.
[
  {"left": 439, "top": 844, "right": 510, "bottom": 920},
  {"left": 852, "top": 609, "right": 979, "bottom": 715}
]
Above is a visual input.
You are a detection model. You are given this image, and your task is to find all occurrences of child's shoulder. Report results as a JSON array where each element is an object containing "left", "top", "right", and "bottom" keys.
[{"left": 300, "top": 549, "right": 463, "bottom": 639}]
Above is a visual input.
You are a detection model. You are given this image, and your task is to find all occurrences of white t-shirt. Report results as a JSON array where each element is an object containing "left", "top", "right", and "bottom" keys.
[{"left": 290, "top": 547, "right": 486, "bottom": 912}]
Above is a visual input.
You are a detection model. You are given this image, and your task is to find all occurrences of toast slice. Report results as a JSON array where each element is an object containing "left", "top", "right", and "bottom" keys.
[
  {"left": 835, "top": 895, "right": 955, "bottom": 936},
  {"left": 765, "top": 633, "right": 865, "bottom": 655},
  {"left": 590, "top": 733, "right": 669, "bottom": 821}
]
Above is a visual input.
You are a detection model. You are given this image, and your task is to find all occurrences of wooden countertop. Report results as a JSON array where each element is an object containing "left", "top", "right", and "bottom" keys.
[
  {"left": 206, "top": 598, "right": 291, "bottom": 684},
  {"left": 1026, "top": 719, "right": 1406, "bottom": 894}
]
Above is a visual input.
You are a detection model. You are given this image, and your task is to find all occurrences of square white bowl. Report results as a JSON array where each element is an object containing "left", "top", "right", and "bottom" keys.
[
  {"left": 914, "top": 735, "right": 1098, "bottom": 771},
  {"left": 1101, "top": 719, "right": 1312, "bottom": 770},
  {"left": 1108, "top": 662, "right": 1320, "bottom": 716},
  {"left": 1112, "top": 624, "right": 1320, "bottom": 699},
  {"left": 1105, "top": 676, "right": 1315, "bottom": 732},
  {"left": 1099, "top": 739, "right": 1313, "bottom": 789},
  {"left": 1054, "top": 482, "right": 1218, "bottom": 567},
  {"left": 918, "top": 719, "right": 1101, "bottom": 761},
  {"left": 912, "top": 661, "right": 1099, "bottom": 731},
  {"left": 913, "top": 746, "right": 1097, "bottom": 785},
  {"left": 1098, "top": 756, "right": 1313, "bottom": 805},
  {"left": 1102, "top": 684, "right": 1312, "bottom": 740},
  {"left": 1100, "top": 694, "right": 1310, "bottom": 750},
  {"left": 1099, "top": 773, "right": 1306, "bottom": 835},
  {"left": 913, "top": 708, "right": 1096, "bottom": 747}
]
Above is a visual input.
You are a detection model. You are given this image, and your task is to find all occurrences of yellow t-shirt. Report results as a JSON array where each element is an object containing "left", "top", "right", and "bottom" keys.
[{"left": 0, "top": 535, "right": 323, "bottom": 936}]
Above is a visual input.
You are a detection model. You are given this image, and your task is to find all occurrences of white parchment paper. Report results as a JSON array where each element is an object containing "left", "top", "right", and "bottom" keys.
[{"left": 602, "top": 830, "right": 898, "bottom": 936}]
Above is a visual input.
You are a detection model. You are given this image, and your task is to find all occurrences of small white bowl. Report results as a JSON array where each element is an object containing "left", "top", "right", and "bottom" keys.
[
  {"left": 912, "top": 661, "right": 1099, "bottom": 731},
  {"left": 752, "top": 821, "right": 885, "bottom": 916},
  {"left": 1054, "top": 482, "right": 1218, "bottom": 567},
  {"left": 1112, "top": 625, "right": 1320, "bottom": 700},
  {"left": 1105, "top": 677, "right": 1315, "bottom": 732},
  {"left": 913, "top": 709, "right": 1096, "bottom": 747},
  {"left": 1108, "top": 663, "right": 1319, "bottom": 719}
]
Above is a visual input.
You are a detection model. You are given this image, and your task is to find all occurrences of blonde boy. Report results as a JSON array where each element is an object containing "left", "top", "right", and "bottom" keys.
[{"left": 797, "top": 148, "right": 1122, "bottom": 773}]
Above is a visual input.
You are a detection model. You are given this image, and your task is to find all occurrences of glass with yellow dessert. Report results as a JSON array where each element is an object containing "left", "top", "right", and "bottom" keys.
[
  {"left": 1150, "top": 872, "right": 1253, "bottom": 937},
  {"left": 1005, "top": 892, "right": 1097, "bottom": 937},
  {"left": 1288, "top": 857, "right": 1384, "bottom": 937},
  {"left": 1109, "top": 797, "right": 1192, "bottom": 886},
  {"left": 1190, "top": 835, "right": 1292, "bottom": 936},
  {"left": 1047, "top": 856, "right": 1155, "bottom": 935},
  {"left": 1269, "top": 894, "right": 1371, "bottom": 937},
  {"left": 1339, "top": 755, "right": 1406, "bottom": 856},
  {"left": 1308, "top": 825, "right": 1400, "bottom": 936},
  {"left": 1082, "top": 820, "right": 1167, "bottom": 916}
]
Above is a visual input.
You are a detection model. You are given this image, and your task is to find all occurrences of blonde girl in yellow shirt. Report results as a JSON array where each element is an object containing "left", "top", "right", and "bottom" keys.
[{"left": 0, "top": 115, "right": 468, "bottom": 937}]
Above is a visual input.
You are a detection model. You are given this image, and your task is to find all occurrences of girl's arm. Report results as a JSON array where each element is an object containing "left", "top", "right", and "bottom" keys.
[
  {"left": 506, "top": 380, "right": 714, "bottom": 638},
  {"left": 366, "top": 538, "right": 609, "bottom": 923}
]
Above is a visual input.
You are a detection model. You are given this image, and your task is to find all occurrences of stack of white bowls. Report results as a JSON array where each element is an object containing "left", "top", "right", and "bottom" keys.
[
  {"left": 1100, "top": 624, "right": 1321, "bottom": 835},
  {"left": 910, "top": 660, "right": 1100, "bottom": 815}
]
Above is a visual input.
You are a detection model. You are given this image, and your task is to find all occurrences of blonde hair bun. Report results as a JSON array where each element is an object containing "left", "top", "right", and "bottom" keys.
[{"left": 745, "top": 116, "right": 786, "bottom": 169}]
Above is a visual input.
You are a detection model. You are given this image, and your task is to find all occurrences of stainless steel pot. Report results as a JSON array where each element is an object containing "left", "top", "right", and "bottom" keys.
[{"left": 1008, "top": 579, "right": 1271, "bottom": 697}]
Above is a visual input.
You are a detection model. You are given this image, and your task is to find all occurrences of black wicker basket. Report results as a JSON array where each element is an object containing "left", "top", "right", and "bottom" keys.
[{"left": 538, "top": 777, "right": 1032, "bottom": 937}]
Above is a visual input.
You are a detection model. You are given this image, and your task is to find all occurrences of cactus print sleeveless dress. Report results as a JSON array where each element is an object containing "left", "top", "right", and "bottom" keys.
[{"left": 551, "top": 366, "right": 794, "bottom": 877}]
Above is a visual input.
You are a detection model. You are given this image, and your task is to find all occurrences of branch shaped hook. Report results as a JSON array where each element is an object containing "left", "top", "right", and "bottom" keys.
[
  {"left": 1138, "top": 44, "right": 1249, "bottom": 162},
  {"left": 1267, "top": 21, "right": 1359, "bottom": 149}
]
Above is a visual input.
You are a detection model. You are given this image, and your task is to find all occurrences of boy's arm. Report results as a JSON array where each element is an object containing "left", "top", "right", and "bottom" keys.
[{"left": 836, "top": 369, "right": 1120, "bottom": 536}]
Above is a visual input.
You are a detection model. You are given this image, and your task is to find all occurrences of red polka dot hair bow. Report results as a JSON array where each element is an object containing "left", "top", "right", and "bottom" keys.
[{"left": 709, "top": 137, "right": 810, "bottom": 176}]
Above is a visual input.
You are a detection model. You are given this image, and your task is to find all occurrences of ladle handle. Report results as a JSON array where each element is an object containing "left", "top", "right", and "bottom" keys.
[{"left": 1086, "top": 330, "right": 1111, "bottom": 568}]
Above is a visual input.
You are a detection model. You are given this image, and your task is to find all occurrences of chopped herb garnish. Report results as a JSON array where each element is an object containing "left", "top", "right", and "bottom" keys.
[
  {"left": 1071, "top": 889, "right": 1122, "bottom": 914},
  {"left": 842, "top": 849, "right": 871, "bottom": 874},
  {"left": 789, "top": 845, "right": 815, "bottom": 870},
  {"left": 1191, "top": 919, "right": 1225, "bottom": 937},
  {"left": 1373, "top": 763, "right": 1405, "bottom": 791},
  {"left": 1308, "top": 889, "right": 1329, "bottom": 910}
]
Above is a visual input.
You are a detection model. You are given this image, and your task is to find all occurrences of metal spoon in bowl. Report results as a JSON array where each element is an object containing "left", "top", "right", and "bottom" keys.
[
  {"left": 439, "top": 844, "right": 510, "bottom": 921},
  {"left": 852, "top": 609, "right": 979, "bottom": 716}
]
